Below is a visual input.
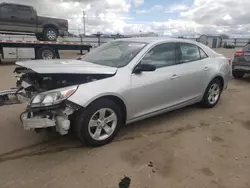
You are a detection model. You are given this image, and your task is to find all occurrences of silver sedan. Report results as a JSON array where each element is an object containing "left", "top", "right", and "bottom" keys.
[{"left": 17, "top": 37, "right": 231, "bottom": 146}]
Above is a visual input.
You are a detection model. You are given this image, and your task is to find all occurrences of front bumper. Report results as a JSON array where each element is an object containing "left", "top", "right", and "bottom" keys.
[{"left": 20, "top": 101, "right": 79, "bottom": 135}]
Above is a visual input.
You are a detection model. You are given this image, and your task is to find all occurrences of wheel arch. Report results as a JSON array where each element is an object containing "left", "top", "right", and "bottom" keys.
[
  {"left": 85, "top": 95, "right": 127, "bottom": 124},
  {"left": 43, "top": 24, "right": 59, "bottom": 32},
  {"left": 211, "top": 75, "right": 224, "bottom": 89}
]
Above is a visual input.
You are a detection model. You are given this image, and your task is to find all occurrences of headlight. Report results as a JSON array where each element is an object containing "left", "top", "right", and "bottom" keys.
[{"left": 30, "top": 86, "right": 78, "bottom": 107}]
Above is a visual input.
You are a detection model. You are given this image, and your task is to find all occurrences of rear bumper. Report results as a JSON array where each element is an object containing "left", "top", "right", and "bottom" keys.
[
  {"left": 58, "top": 30, "right": 68, "bottom": 36},
  {"left": 232, "top": 65, "right": 250, "bottom": 72}
]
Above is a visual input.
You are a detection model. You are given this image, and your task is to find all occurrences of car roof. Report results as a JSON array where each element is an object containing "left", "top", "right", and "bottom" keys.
[
  {"left": 0, "top": 3, "right": 32, "bottom": 7},
  {"left": 116, "top": 37, "right": 221, "bottom": 58},
  {"left": 116, "top": 37, "right": 199, "bottom": 44}
]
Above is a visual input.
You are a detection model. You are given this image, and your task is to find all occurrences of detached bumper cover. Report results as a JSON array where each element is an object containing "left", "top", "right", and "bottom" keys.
[
  {"left": 21, "top": 112, "right": 56, "bottom": 130},
  {"left": 21, "top": 101, "right": 80, "bottom": 135}
]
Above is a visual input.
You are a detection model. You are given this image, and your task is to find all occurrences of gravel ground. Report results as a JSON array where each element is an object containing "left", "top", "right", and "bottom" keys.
[{"left": 1, "top": 48, "right": 250, "bottom": 188}]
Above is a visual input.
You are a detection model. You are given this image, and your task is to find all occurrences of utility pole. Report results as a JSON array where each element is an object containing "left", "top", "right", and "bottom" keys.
[{"left": 83, "top": 11, "right": 86, "bottom": 36}]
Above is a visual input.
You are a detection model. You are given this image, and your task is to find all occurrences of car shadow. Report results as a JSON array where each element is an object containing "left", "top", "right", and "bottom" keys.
[
  {"left": 0, "top": 104, "right": 203, "bottom": 163},
  {"left": 232, "top": 75, "right": 250, "bottom": 84}
]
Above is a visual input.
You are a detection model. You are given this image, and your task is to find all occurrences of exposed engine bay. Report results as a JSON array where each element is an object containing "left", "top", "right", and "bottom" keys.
[
  {"left": 14, "top": 66, "right": 112, "bottom": 98},
  {"left": 0, "top": 65, "right": 115, "bottom": 135}
]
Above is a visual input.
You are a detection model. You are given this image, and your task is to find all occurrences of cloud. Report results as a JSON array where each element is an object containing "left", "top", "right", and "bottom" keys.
[
  {"left": 181, "top": 0, "right": 250, "bottom": 26},
  {"left": 136, "top": 5, "right": 163, "bottom": 14},
  {"left": 165, "top": 5, "right": 189, "bottom": 13},
  {"left": 131, "top": 0, "right": 144, "bottom": 7},
  {"left": 4, "top": 0, "right": 250, "bottom": 37}
]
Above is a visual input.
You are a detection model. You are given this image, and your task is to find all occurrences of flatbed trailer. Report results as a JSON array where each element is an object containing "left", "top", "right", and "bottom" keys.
[{"left": 0, "top": 39, "right": 92, "bottom": 61}]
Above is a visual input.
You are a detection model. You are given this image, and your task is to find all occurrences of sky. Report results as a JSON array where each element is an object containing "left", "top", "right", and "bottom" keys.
[{"left": 4, "top": 0, "right": 250, "bottom": 37}]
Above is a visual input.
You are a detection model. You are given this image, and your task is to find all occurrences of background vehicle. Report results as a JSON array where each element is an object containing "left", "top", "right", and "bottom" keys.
[
  {"left": 0, "top": 3, "right": 68, "bottom": 41},
  {"left": 223, "top": 42, "right": 235, "bottom": 49},
  {"left": 0, "top": 38, "right": 91, "bottom": 62},
  {"left": 0, "top": 38, "right": 231, "bottom": 146},
  {"left": 232, "top": 43, "right": 250, "bottom": 78}
]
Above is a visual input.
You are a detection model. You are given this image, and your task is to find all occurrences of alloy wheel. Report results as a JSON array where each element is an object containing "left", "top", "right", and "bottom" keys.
[
  {"left": 208, "top": 83, "right": 220, "bottom": 105},
  {"left": 88, "top": 108, "right": 118, "bottom": 141}
]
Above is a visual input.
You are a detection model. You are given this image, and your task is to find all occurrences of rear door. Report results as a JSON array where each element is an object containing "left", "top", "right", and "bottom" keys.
[
  {"left": 0, "top": 4, "right": 19, "bottom": 32},
  {"left": 172, "top": 42, "right": 211, "bottom": 103}
]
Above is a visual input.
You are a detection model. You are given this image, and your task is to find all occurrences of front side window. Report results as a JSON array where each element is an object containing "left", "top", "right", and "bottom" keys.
[
  {"left": 178, "top": 43, "right": 200, "bottom": 63},
  {"left": 141, "top": 43, "right": 176, "bottom": 68},
  {"left": 82, "top": 41, "right": 146, "bottom": 68}
]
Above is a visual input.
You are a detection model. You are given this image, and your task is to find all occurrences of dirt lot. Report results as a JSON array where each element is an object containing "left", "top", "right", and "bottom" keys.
[{"left": 1, "top": 48, "right": 250, "bottom": 188}]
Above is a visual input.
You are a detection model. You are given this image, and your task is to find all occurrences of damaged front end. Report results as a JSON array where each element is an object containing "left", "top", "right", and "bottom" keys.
[
  {"left": 22, "top": 101, "right": 80, "bottom": 135},
  {"left": 1, "top": 64, "right": 115, "bottom": 135}
]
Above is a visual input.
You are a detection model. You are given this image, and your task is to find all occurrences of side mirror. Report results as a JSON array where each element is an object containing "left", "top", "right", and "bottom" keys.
[{"left": 133, "top": 64, "right": 156, "bottom": 74}]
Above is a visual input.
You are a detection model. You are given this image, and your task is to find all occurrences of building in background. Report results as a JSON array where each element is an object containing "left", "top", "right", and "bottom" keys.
[{"left": 198, "top": 35, "right": 222, "bottom": 48}]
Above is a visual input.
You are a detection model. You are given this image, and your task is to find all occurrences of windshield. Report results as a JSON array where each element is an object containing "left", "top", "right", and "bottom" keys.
[{"left": 81, "top": 41, "right": 147, "bottom": 67}]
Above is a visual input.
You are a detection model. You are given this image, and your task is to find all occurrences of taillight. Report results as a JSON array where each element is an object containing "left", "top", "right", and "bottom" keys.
[
  {"left": 235, "top": 50, "right": 244, "bottom": 57},
  {"left": 228, "top": 58, "right": 231, "bottom": 64}
]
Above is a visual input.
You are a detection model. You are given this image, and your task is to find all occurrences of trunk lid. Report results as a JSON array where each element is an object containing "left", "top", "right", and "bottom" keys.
[{"left": 16, "top": 59, "right": 118, "bottom": 74}]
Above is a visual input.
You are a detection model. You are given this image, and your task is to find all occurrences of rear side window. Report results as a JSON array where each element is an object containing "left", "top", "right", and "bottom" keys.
[
  {"left": 17, "top": 6, "right": 32, "bottom": 15},
  {"left": 179, "top": 43, "right": 200, "bottom": 63},
  {"left": 0, "top": 5, "right": 15, "bottom": 13},
  {"left": 199, "top": 48, "right": 208, "bottom": 59},
  {"left": 141, "top": 43, "right": 176, "bottom": 68}
]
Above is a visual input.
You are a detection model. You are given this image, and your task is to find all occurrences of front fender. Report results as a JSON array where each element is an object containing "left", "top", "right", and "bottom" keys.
[{"left": 67, "top": 75, "right": 129, "bottom": 108}]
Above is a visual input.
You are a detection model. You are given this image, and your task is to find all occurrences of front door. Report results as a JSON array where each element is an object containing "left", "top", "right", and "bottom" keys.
[{"left": 127, "top": 43, "right": 180, "bottom": 119}]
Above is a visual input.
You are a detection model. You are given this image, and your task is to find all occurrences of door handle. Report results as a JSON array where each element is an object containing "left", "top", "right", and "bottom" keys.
[
  {"left": 204, "top": 66, "right": 210, "bottom": 71},
  {"left": 171, "top": 74, "right": 180, "bottom": 80},
  {"left": 11, "top": 16, "right": 16, "bottom": 19}
]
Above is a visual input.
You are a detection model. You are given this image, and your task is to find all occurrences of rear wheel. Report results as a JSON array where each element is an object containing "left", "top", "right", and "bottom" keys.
[
  {"left": 201, "top": 79, "right": 222, "bottom": 108},
  {"left": 75, "top": 99, "right": 123, "bottom": 146},
  {"left": 43, "top": 27, "right": 58, "bottom": 41},
  {"left": 232, "top": 70, "right": 245, "bottom": 79}
]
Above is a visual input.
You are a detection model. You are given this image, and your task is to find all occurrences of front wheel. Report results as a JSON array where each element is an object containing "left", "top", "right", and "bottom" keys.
[
  {"left": 75, "top": 99, "right": 123, "bottom": 146},
  {"left": 200, "top": 79, "right": 222, "bottom": 108}
]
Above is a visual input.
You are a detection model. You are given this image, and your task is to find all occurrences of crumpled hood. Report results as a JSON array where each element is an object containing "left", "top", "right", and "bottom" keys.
[{"left": 16, "top": 59, "right": 118, "bottom": 74}]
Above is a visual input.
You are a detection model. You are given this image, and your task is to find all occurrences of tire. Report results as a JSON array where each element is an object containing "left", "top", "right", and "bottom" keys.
[
  {"left": 75, "top": 99, "right": 123, "bottom": 146},
  {"left": 232, "top": 71, "right": 245, "bottom": 79},
  {"left": 0, "top": 96, "right": 4, "bottom": 106},
  {"left": 43, "top": 27, "right": 58, "bottom": 41},
  {"left": 200, "top": 79, "right": 222, "bottom": 108},
  {"left": 36, "top": 47, "right": 56, "bottom": 59}
]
